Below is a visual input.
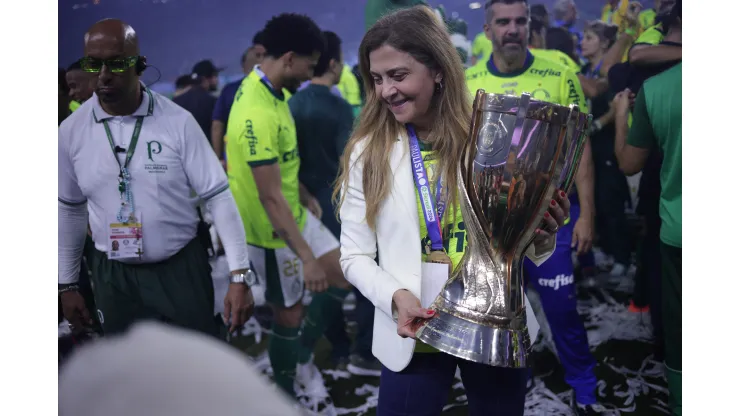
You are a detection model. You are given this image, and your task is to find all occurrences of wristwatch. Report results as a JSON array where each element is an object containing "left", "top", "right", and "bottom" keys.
[{"left": 230, "top": 268, "right": 258, "bottom": 287}]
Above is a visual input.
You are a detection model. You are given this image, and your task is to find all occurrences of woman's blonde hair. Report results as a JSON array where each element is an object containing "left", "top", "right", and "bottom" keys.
[{"left": 333, "top": 5, "right": 472, "bottom": 230}]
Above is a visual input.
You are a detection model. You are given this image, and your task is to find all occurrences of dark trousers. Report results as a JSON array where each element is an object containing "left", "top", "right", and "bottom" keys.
[
  {"left": 593, "top": 159, "right": 631, "bottom": 265},
  {"left": 314, "top": 187, "right": 374, "bottom": 359},
  {"left": 378, "top": 353, "right": 528, "bottom": 415},
  {"left": 633, "top": 210, "right": 664, "bottom": 358},
  {"left": 85, "top": 237, "right": 220, "bottom": 338},
  {"left": 660, "top": 242, "right": 681, "bottom": 371}
]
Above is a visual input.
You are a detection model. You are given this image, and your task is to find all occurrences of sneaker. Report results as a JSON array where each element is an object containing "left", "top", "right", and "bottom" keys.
[
  {"left": 571, "top": 391, "right": 608, "bottom": 415},
  {"left": 332, "top": 355, "right": 350, "bottom": 371},
  {"left": 609, "top": 263, "right": 627, "bottom": 277},
  {"left": 628, "top": 300, "right": 650, "bottom": 313},
  {"left": 347, "top": 353, "right": 382, "bottom": 377},
  {"left": 295, "top": 361, "right": 337, "bottom": 416}
]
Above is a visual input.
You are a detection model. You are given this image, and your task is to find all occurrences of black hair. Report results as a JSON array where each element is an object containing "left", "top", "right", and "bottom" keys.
[
  {"left": 485, "top": 0, "right": 529, "bottom": 24},
  {"left": 667, "top": 0, "right": 681, "bottom": 28},
  {"left": 66, "top": 59, "right": 83, "bottom": 72},
  {"left": 313, "top": 31, "right": 342, "bottom": 77},
  {"left": 546, "top": 27, "right": 579, "bottom": 64},
  {"left": 175, "top": 75, "right": 193, "bottom": 89},
  {"left": 260, "top": 13, "right": 326, "bottom": 59},
  {"left": 252, "top": 30, "right": 265, "bottom": 46},
  {"left": 530, "top": 17, "right": 546, "bottom": 38},
  {"left": 530, "top": 4, "right": 550, "bottom": 26}
]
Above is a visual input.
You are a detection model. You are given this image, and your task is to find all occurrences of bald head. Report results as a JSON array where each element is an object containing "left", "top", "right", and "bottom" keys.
[{"left": 85, "top": 18, "right": 140, "bottom": 57}]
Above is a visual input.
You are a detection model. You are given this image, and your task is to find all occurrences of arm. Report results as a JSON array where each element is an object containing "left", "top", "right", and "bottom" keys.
[
  {"left": 615, "top": 89, "right": 652, "bottom": 175},
  {"left": 210, "top": 120, "right": 226, "bottom": 163},
  {"left": 629, "top": 44, "right": 682, "bottom": 67},
  {"left": 339, "top": 144, "right": 408, "bottom": 320},
  {"left": 600, "top": 32, "right": 636, "bottom": 77},
  {"left": 181, "top": 115, "right": 250, "bottom": 273},
  {"left": 58, "top": 128, "right": 88, "bottom": 284},
  {"left": 253, "top": 164, "right": 315, "bottom": 262},
  {"left": 212, "top": 87, "right": 236, "bottom": 162},
  {"left": 577, "top": 76, "right": 609, "bottom": 98},
  {"left": 575, "top": 139, "right": 596, "bottom": 221}
]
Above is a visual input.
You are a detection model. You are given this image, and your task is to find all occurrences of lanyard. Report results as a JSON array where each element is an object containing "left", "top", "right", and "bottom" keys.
[
  {"left": 253, "top": 65, "right": 277, "bottom": 92},
  {"left": 406, "top": 124, "right": 446, "bottom": 252},
  {"left": 100, "top": 88, "right": 154, "bottom": 222},
  {"left": 586, "top": 60, "right": 603, "bottom": 79}
]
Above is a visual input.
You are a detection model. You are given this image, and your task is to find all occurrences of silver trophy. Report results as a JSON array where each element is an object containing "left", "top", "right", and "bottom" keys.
[{"left": 412, "top": 90, "right": 591, "bottom": 368}]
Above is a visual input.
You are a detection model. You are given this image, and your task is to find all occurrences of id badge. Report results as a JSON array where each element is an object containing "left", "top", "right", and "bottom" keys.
[
  {"left": 108, "top": 211, "right": 143, "bottom": 260},
  {"left": 421, "top": 262, "right": 449, "bottom": 309}
]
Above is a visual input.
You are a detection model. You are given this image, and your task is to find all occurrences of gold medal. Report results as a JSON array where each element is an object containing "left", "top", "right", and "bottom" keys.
[{"left": 427, "top": 250, "right": 452, "bottom": 276}]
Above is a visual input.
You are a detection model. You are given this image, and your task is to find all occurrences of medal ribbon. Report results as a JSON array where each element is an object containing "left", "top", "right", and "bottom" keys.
[
  {"left": 406, "top": 124, "right": 447, "bottom": 252},
  {"left": 101, "top": 88, "right": 154, "bottom": 223}
]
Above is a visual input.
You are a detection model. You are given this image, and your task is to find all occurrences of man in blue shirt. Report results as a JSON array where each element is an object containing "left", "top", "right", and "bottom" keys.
[{"left": 211, "top": 31, "right": 266, "bottom": 168}]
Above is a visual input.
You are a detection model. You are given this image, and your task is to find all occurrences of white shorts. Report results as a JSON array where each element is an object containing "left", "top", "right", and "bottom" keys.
[{"left": 248, "top": 210, "right": 339, "bottom": 307}]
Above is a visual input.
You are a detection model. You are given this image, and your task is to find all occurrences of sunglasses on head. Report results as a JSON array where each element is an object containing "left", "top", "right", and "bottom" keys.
[{"left": 80, "top": 56, "right": 139, "bottom": 73}]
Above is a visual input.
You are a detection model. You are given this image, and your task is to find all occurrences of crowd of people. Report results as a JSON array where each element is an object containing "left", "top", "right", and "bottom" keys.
[{"left": 58, "top": 0, "right": 682, "bottom": 415}]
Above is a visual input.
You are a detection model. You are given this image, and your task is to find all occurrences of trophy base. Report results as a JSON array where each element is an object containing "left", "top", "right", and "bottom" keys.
[{"left": 413, "top": 308, "right": 531, "bottom": 368}]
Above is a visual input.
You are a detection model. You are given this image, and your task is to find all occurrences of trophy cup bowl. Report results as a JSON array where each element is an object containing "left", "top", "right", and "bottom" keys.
[{"left": 412, "top": 90, "right": 591, "bottom": 368}]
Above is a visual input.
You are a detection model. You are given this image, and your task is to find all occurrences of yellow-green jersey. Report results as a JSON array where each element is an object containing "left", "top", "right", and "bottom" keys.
[
  {"left": 337, "top": 64, "right": 362, "bottom": 107},
  {"left": 638, "top": 8, "right": 657, "bottom": 30},
  {"left": 466, "top": 51, "right": 586, "bottom": 110},
  {"left": 226, "top": 70, "right": 306, "bottom": 249},
  {"left": 530, "top": 48, "right": 581, "bottom": 74},
  {"left": 634, "top": 24, "right": 664, "bottom": 46},
  {"left": 414, "top": 143, "right": 466, "bottom": 353},
  {"left": 471, "top": 32, "right": 492, "bottom": 63}
]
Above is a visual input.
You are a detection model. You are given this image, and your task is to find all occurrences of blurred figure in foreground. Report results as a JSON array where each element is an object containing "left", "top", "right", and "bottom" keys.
[{"left": 59, "top": 322, "right": 301, "bottom": 416}]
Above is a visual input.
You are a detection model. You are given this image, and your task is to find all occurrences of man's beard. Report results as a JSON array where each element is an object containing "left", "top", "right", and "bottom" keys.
[
  {"left": 494, "top": 37, "right": 526, "bottom": 64},
  {"left": 284, "top": 78, "right": 301, "bottom": 94}
]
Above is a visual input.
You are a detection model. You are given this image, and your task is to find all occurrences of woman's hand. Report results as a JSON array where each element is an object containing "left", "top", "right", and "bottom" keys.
[
  {"left": 534, "top": 189, "right": 570, "bottom": 243},
  {"left": 392, "top": 289, "right": 435, "bottom": 338}
]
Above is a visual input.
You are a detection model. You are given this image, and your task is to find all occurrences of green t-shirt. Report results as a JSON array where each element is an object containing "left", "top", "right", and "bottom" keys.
[
  {"left": 226, "top": 70, "right": 306, "bottom": 249},
  {"left": 627, "top": 63, "right": 682, "bottom": 248},
  {"left": 414, "top": 142, "right": 467, "bottom": 353},
  {"left": 365, "top": 0, "right": 427, "bottom": 31},
  {"left": 639, "top": 8, "right": 657, "bottom": 30},
  {"left": 337, "top": 64, "right": 362, "bottom": 108}
]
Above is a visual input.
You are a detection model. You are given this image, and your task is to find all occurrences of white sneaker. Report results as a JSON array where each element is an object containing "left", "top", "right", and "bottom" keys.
[{"left": 610, "top": 263, "right": 627, "bottom": 277}]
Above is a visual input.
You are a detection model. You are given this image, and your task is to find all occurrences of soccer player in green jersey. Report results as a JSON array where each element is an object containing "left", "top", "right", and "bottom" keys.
[
  {"left": 226, "top": 14, "right": 351, "bottom": 413},
  {"left": 467, "top": 2, "right": 604, "bottom": 415}
]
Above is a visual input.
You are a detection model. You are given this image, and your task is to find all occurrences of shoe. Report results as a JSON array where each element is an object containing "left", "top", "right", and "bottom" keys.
[
  {"left": 332, "top": 355, "right": 350, "bottom": 371},
  {"left": 295, "top": 360, "right": 337, "bottom": 416},
  {"left": 609, "top": 263, "right": 627, "bottom": 277},
  {"left": 347, "top": 353, "right": 382, "bottom": 377},
  {"left": 571, "top": 391, "right": 608, "bottom": 415},
  {"left": 628, "top": 300, "right": 650, "bottom": 313}
]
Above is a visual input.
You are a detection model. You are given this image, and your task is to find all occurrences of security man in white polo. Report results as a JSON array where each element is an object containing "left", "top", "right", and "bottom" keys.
[{"left": 58, "top": 19, "right": 257, "bottom": 338}]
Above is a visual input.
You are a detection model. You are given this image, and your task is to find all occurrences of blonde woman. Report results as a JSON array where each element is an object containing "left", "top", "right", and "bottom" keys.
[{"left": 335, "top": 6, "right": 570, "bottom": 415}]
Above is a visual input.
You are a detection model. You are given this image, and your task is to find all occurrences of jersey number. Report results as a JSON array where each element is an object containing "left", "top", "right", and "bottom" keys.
[{"left": 282, "top": 258, "right": 301, "bottom": 278}]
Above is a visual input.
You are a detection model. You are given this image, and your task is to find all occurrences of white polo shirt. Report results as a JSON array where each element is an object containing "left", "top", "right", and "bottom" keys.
[{"left": 58, "top": 87, "right": 229, "bottom": 264}]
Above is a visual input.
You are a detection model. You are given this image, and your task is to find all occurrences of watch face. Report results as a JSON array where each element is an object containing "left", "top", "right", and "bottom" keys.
[{"left": 245, "top": 270, "right": 258, "bottom": 286}]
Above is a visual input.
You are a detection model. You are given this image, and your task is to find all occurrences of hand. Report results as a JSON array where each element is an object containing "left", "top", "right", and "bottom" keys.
[
  {"left": 302, "top": 258, "right": 328, "bottom": 293},
  {"left": 572, "top": 217, "right": 594, "bottom": 255},
  {"left": 304, "top": 197, "right": 323, "bottom": 219},
  {"left": 624, "top": 2, "right": 642, "bottom": 26},
  {"left": 613, "top": 89, "right": 635, "bottom": 121},
  {"left": 223, "top": 283, "right": 255, "bottom": 333},
  {"left": 60, "top": 290, "right": 92, "bottom": 332},
  {"left": 392, "top": 289, "right": 435, "bottom": 338},
  {"left": 534, "top": 189, "right": 570, "bottom": 243}
]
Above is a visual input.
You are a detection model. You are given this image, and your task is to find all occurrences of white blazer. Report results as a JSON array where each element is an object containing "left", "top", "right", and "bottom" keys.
[{"left": 339, "top": 135, "right": 552, "bottom": 372}]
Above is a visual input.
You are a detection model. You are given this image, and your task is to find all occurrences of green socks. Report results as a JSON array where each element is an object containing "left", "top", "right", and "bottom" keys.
[
  {"left": 269, "top": 324, "right": 300, "bottom": 397},
  {"left": 665, "top": 364, "right": 682, "bottom": 416},
  {"left": 297, "top": 287, "right": 351, "bottom": 364}
]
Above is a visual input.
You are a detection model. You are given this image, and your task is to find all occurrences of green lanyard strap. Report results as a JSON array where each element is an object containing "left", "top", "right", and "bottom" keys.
[{"left": 100, "top": 88, "right": 154, "bottom": 223}]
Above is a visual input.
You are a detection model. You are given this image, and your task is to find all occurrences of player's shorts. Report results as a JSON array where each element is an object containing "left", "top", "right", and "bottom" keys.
[{"left": 248, "top": 210, "right": 339, "bottom": 308}]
